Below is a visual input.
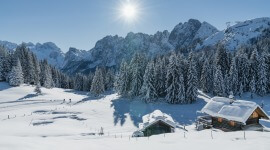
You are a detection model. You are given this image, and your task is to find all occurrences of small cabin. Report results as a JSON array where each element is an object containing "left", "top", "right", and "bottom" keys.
[
  {"left": 133, "top": 110, "right": 176, "bottom": 137},
  {"left": 199, "top": 97, "right": 269, "bottom": 131}
]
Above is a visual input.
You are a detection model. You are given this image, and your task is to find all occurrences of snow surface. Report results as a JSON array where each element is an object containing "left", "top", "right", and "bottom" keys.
[
  {"left": 202, "top": 97, "right": 269, "bottom": 124},
  {"left": 0, "top": 82, "right": 270, "bottom": 150}
]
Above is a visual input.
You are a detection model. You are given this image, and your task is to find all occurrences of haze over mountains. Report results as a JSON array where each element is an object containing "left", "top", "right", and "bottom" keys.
[{"left": 1, "top": 17, "right": 270, "bottom": 74}]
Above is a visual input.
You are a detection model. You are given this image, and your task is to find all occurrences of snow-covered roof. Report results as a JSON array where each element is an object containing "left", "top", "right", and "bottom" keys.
[
  {"left": 139, "top": 110, "right": 176, "bottom": 131},
  {"left": 201, "top": 97, "right": 269, "bottom": 124}
]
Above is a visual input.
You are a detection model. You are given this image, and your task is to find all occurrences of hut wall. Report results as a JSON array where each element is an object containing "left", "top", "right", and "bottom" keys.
[
  {"left": 212, "top": 117, "right": 242, "bottom": 131},
  {"left": 143, "top": 121, "right": 173, "bottom": 136}
]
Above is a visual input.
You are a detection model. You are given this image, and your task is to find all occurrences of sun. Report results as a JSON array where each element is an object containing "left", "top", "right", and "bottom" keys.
[
  {"left": 118, "top": 1, "right": 140, "bottom": 23},
  {"left": 122, "top": 4, "right": 137, "bottom": 19}
]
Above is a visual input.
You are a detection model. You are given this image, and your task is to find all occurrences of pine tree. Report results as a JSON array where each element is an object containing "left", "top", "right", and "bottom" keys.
[
  {"left": 214, "top": 44, "right": 229, "bottom": 75},
  {"left": 154, "top": 56, "right": 167, "bottom": 97},
  {"left": 200, "top": 58, "right": 212, "bottom": 93},
  {"left": 213, "top": 65, "right": 225, "bottom": 96},
  {"left": 130, "top": 53, "right": 146, "bottom": 97},
  {"left": 186, "top": 52, "right": 198, "bottom": 104},
  {"left": 74, "top": 73, "right": 84, "bottom": 91},
  {"left": 34, "top": 83, "right": 42, "bottom": 95},
  {"left": 105, "top": 69, "right": 115, "bottom": 91},
  {"left": 250, "top": 75, "right": 256, "bottom": 98},
  {"left": 257, "top": 55, "right": 267, "bottom": 96},
  {"left": 8, "top": 59, "right": 24, "bottom": 86},
  {"left": 229, "top": 57, "right": 238, "bottom": 94},
  {"left": 178, "top": 72, "right": 186, "bottom": 104},
  {"left": 115, "top": 60, "right": 131, "bottom": 96},
  {"left": 90, "top": 67, "right": 105, "bottom": 96},
  {"left": 165, "top": 52, "right": 181, "bottom": 104},
  {"left": 40, "top": 60, "right": 53, "bottom": 88},
  {"left": 142, "top": 61, "right": 158, "bottom": 102},
  {"left": 239, "top": 83, "right": 243, "bottom": 97}
]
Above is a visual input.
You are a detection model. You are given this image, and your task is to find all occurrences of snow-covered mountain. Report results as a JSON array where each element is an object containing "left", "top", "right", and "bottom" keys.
[
  {"left": 168, "top": 19, "right": 218, "bottom": 49},
  {"left": 0, "top": 41, "right": 65, "bottom": 68},
  {"left": 63, "top": 19, "right": 218, "bottom": 74},
  {"left": 1, "top": 17, "right": 269, "bottom": 73},
  {"left": 198, "top": 17, "right": 270, "bottom": 50}
]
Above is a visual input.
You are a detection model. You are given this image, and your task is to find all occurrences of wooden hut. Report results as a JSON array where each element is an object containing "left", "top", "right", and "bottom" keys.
[
  {"left": 133, "top": 110, "right": 176, "bottom": 137},
  {"left": 199, "top": 97, "right": 269, "bottom": 131}
]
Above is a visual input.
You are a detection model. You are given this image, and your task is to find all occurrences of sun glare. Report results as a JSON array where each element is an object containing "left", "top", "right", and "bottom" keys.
[
  {"left": 122, "top": 4, "right": 137, "bottom": 19},
  {"left": 118, "top": 1, "right": 140, "bottom": 23}
]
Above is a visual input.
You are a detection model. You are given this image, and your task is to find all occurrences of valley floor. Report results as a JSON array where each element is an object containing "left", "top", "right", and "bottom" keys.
[{"left": 0, "top": 82, "right": 270, "bottom": 150}]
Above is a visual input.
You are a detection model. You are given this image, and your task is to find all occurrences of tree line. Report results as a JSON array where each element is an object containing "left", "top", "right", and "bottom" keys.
[{"left": 1, "top": 30, "right": 270, "bottom": 104}]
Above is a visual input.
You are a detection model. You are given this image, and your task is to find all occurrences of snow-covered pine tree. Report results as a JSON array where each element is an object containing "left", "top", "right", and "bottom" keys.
[
  {"left": 8, "top": 59, "right": 24, "bottom": 86},
  {"left": 141, "top": 61, "right": 158, "bottom": 102},
  {"left": 235, "top": 49, "right": 249, "bottom": 92},
  {"left": 34, "top": 83, "right": 42, "bottom": 95},
  {"left": 90, "top": 67, "right": 105, "bottom": 96},
  {"left": 25, "top": 50, "right": 36, "bottom": 85},
  {"left": 239, "top": 83, "right": 243, "bottom": 97},
  {"left": 257, "top": 54, "right": 267, "bottom": 96},
  {"left": 178, "top": 72, "right": 186, "bottom": 104},
  {"left": 105, "top": 69, "right": 115, "bottom": 91},
  {"left": 154, "top": 56, "right": 167, "bottom": 97},
  {"left": 1, "top": 48, "right": 12, "bottom": 81},
  {"left": 200, "top": 58, "right": 212, "bottom": 93},
  {"left": 40, "top": 60, "right": 53, "bottom": 88},
  {"left": 229, "top": 57, "right": 238, "bottom": 95},
  {"left": 165, "top": 52, "right": 181, "bottom": 104},
  {"left": 32, "top": 53, "right": 40, "bottom": 85},
  {"left": 130, "top": 53, "right": 147, "bottom": 97},
  {"left": 224, "top": 74, "right": 230, "bottom": 96},
  {"left": 213, "top": 65, "right": 225, "bottom": 96},
  {"left": 115, "top": 60, "right": 131, "bottom": 96},
  {"left": 74, "top": 73, "right": 84, "bottom": 91},
  {"left": 250, "top": 75, "right": 256, "bottom": 98},
  {"left": 214, "top": 44, "right": 230, "bottom": 75},
  {"left": 186, "top": 52, "right": 198, "bottom": 104},
  {"left": 0, "top": 46, "right": 6, "bottom": 81}
]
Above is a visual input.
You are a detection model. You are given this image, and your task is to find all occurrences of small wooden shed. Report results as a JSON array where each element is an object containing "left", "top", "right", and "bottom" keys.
[
  {"left": 134, "top": 110, "right": 176, "bottom": 137},
  {"left": 200, "top": 97, "right": 269, "bottom": 131}
]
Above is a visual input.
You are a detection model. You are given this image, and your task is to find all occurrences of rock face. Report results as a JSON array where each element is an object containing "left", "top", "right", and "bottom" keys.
[
  {"left": 168, "top": 19, "right": 218, "bottom": 49},
  {"left": 199, "top": 17, "right": 270, "bottom": 50},
  {"left": 63, "top": 19, "right": 218, "bottom": 74}
]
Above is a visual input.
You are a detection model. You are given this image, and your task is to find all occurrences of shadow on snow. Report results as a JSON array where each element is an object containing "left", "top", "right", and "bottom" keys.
[{"left": 110, "top": 94, "right": 207, "bottom": 127}]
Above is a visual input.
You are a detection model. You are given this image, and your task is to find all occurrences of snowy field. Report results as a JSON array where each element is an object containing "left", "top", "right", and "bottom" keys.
[{"left": 0, "top": 82, "right": 270, "bottom": 150}]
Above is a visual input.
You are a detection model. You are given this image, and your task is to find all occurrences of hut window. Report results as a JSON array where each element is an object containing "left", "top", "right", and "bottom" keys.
[
  {"left": 252, "top": 111, "right": 259, "bottom": 118},
  {"left": 218, "top": 118, "right": 222, "bottom": 123},
  {"left": 229, "top": 121, "right": 235, "bottom": 126}
]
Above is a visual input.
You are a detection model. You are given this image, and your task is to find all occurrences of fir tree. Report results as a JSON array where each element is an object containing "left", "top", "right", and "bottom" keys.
[
  {"left": 229, "top": 57, "right": 238, "bottom": 94},
  {"left": 142, "top": 61, "right": 158, "bottom": 102},
  {"left": 35, "top": 83, "right": 42, "bottom": 95},
  {"left": 213, "top": 65, "right": 225, "bottom": 96},
  {"left": 8, "top": 59, "right": 24, "bottom": 86},
  {"left": 200, "top": 58, "right": 212, "bottom": 93},
  {"left": 115, "top": 60, "right": 131, "bottom": 96},
  {"left": 154, "top": 56, "right": 167, "bottom": 97},
  {"left": 90, "top": 67, "right": 105, "bottom": 96},
  {"left": 250, "top": 76, "right": 256, "bottom": 99},
  {"left": 130, "top": 53, "right": 146, "bottom": 97},
  {"left": 186, "top": 52, "right": 198, "bottom": 104},
  {"left": 105, "top": 69, "right": 115, "bottom": 91},
  {"left": 165, "top": 52, "right": 181, "bottom": 104},
  {"left": 257, "top": 55, "right": 267, "bottom": 96}
]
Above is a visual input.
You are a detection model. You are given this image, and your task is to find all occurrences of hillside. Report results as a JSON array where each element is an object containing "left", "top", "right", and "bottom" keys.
[{"left": 0, "top": 82, "right": 270, "bottom": 150}]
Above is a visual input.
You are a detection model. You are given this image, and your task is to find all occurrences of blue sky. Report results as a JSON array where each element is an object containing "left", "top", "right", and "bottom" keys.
[{"left": 0, "top": 0, "right": 269, "bottom": 52}]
